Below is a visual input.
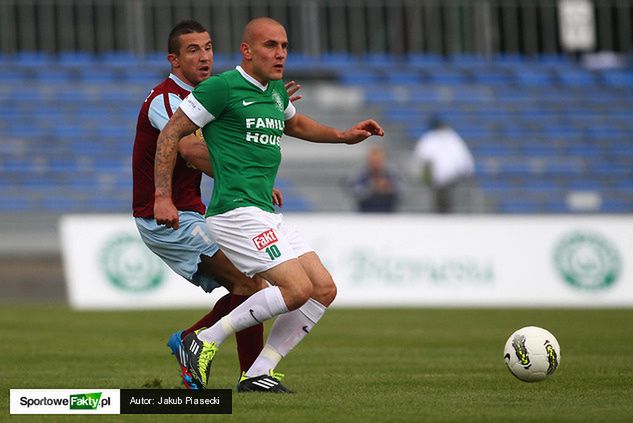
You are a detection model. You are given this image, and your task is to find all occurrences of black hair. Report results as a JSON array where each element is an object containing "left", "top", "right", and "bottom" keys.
[
  {"left": 168, "top": 20, "right": 208, "bottom": 54},
  {"left": 429, "top": 115, "right": 446, "bottom": 130}
]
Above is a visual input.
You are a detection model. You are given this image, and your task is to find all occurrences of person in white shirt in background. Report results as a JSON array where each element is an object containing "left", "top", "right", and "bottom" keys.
[{"left": 414, "top": 117, "right": 475, "bottom": 213}]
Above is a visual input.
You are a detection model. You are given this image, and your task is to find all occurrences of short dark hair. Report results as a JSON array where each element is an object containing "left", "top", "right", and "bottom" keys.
[
  {"left": 429, "top": 115, "right": 446, "bottom": 130},
  {"left": 168, "top": 20, "right": 208, "bottom": 54}
]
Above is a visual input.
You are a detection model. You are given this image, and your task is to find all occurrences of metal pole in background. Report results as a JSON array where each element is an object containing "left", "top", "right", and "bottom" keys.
[
  {"left": 127, "top": 0, "right": 145, "bottom": 55},
  {"left": 301, "top": 0, "right": 320, "bottom": 56}
]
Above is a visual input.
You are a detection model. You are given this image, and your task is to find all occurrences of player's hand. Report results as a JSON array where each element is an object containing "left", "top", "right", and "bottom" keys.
[
  {"left": 285, "top": 80, "right": 302, "bottom": 103},
  {"left": 272, "top": 187, "right": 284, "bottom": 207},
  {"left": 341, "top": 119, "right": 385, "bottom": 145},
  {"left": 154, "top": 196, "right": 180, "bottom": 230}
]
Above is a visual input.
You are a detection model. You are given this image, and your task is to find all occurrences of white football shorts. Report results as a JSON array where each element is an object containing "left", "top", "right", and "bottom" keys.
[{"left": 206, "top": 206, "right": 312, "bottom": 277}]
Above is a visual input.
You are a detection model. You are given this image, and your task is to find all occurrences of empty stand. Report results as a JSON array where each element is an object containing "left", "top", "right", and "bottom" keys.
[{"left": 0, "top": 53, "right": 632, "bottom": 214}]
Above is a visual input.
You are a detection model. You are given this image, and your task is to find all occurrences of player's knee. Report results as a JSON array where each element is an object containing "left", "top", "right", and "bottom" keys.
[
  {"left": 284, "top": 278, "right": 313, "bottom": 310},
  {"left": 313, "top": 278, "right": 337, "bottom": 307}
]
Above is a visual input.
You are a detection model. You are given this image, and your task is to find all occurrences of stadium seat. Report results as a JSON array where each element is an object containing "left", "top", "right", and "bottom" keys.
[
  {"left": 513, "top": 69, "right": 554, "bottom": 86},
  {"left": 362, "top": 52, "right": 403, "bottom": 70},
  {"left": 98, "top": 51, "right": 138, "bottom": 69},
  {"left": 57, "top": 51, "right": 96, "bottom": 67},
  {"left": 472, "top": 68, "right": 512, "bottom": 86},
  {"left": 600, "top": 69, "right": 633, "bottom": 87},
  {"left": 406, "top": 53, "right": 444, "bottom": 69},
  {"left": 427, "top": 68, "right": 470, "bottom": 85},
  {"left": 384, "top": 70, "right": 424, "bottom": 85},
  {"left": 556, "top": 69, "right": 597, "bottom": 86},
  {"left": 338, "top": 70, "right": 381, "bottom": 86},
  {"left": 13, "top": 51, "right": 54, "bottom": 67},
  {"left": 319, "top": 52, "right": 360, "bottom": 69}
]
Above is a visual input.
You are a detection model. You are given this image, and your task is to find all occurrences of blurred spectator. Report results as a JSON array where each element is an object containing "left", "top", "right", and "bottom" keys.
[
  {"left": 349, "top": 144, "right": 402, "bottom": 213},
  {"left": 414, "top": 117, "right": 475, "bottom": 213}
]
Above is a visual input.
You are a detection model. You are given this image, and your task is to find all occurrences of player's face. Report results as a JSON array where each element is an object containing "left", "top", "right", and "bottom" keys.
[
  {"left": 247, "top": 23, "right": 288, "bottom": 84},
  {"left": 171, "top": 32, "right": 213, "bottom": 86}
]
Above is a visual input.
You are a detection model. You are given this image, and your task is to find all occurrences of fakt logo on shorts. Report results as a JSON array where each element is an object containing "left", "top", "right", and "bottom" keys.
[
  {"left": 252, "top": 229, "right": 278, "bottom": 250},
  {"left": 252, "top": 229, "right": 282, "bottom": 261}
]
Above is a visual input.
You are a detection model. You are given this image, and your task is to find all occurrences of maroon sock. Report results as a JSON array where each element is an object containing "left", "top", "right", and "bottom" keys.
[
  {"left": 182, "top": 293, "right": 232, "bottom": 339},
  {"left": 230, "top": 294, "right": 265, "bottom": 373}
]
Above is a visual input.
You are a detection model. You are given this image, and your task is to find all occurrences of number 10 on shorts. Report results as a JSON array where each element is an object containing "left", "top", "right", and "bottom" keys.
[
  {"left": 253, "top": 229, "right": 281, "bottom": 261},
  {"left": 265, "top": 245, "right": 281, "bottom": 260}
]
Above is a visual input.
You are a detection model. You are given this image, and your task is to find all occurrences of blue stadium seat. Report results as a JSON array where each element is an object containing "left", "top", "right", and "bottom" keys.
[
  {"left": 14, "top": 51, "right": 54, "bottom": 67},
  {"left": 79, "top": 67, "right": 120, "bottom": 83},
  {"left": 472, "top": 68, "right": 512, "bottom": 86},
  {"left": 319, "top": 52, "right": 360, "bottom": 69},
  {"left": 601, "top": 199, "right": 633, "bottom": 213},
  {"left": 338, "top": 70, "right": 381, "bottom": 85},
  {"left": 600, "top": 70, "right": 633, "bottom": 87},
  {"left": 497, "top": 199, "right": 541, "bottom": 213},
  {"left": 0, "top": 69, "right": 30, "bottom": 83},
  {"left": 537, "top": 53, "right": 575, "bottom": 66},
  {"left": 556, "top": 69, "right": 596, "bottom": 86},
  {"left": 384, "top": 70, "right": 424, "bottom": 85},
  {"left": 57, "top": 51, "right": 96, "bottom": 67},
  {"left": 98, "top": 51, "right": 138, "bottom": 69},
  {"left": 492, "top": 53, "right": 525, "bottom": 69},
  {"left": 35, "top": 68, "right": 73, "bottom": 83},
  {"left": 513, "top": 69, "right": 554, "bottom": 86},
  {"left": 449, "top": 53, "right": 488, "bottom": 68},
  {"left": 427, "top": 68, "right": 470, "bottom": 85},
  {"left": 406, "top": 53, "right": 444, "bottom": 69},
  {"left": 364, "top": 87, "right": 400, "bottom": 104},
  {"left": 362, "top": 52, "right": 403, "bottom": 70},
  {"left": 285, "top": 53, "right": 320, "bottom": 72}
]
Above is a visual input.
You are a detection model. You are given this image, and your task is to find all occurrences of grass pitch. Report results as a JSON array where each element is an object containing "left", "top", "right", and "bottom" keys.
[{"left": 2, "top": 305, "right": 633, "bottom": 422}]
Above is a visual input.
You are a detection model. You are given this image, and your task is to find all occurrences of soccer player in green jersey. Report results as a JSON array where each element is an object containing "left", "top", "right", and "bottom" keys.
[{"left": 154, "top": 17, "right": 384, "bottom": 392}]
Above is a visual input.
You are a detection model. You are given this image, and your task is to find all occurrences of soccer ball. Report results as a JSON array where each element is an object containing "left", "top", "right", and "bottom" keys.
[{"left": 503, "top": 326, "right": 561, "bottom": 382}]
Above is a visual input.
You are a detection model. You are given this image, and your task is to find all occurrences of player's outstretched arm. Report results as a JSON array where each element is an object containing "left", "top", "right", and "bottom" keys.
[
  {"left": 154, "top": 108, "right": 200, "bottom": 229},
  {"left": 284, "top": 114, "right": 384, "bottom": 144}
]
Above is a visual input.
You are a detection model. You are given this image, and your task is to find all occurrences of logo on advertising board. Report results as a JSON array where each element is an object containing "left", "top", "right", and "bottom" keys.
[
  {"left": 347, "top": 249, "right": 494, "bottom": 285},
  {"left": 99, "top": 234, "right": 165, "bottom": 292},
  {"left": 553, "top": 231, "right": 621, "bottom": 290}
]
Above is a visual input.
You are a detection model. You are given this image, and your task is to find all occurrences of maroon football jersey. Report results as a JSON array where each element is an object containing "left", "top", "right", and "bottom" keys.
[{"left": 132, "top": 76, "right": 205, "bottom": 218}]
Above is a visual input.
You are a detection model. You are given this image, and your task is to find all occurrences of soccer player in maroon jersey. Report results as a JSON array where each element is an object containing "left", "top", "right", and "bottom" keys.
[{"left": 132, "top": 20, "right": 300, "bottom": 389}]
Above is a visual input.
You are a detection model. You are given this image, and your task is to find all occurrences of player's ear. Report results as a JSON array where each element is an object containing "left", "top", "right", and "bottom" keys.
[
  {"left": 241, "top": 42, "right": 252, "bottom": 59},
  {"left": 167, "top": 53, "right": 179, "bottom": 68}
]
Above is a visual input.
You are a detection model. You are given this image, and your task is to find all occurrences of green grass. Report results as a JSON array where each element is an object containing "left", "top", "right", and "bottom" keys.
[{"left": 2, "top": 306, "right": 633, "bottom": 422}]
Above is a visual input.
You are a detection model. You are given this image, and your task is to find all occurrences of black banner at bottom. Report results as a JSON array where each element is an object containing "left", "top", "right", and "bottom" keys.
[{"left": 120, "top": 389, "right": 232, "bottom": 414}]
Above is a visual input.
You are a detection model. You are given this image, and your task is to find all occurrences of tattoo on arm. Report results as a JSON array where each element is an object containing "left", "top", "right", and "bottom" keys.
[{"left": 154, "top": 110, "right": 199, "bottom": 198}]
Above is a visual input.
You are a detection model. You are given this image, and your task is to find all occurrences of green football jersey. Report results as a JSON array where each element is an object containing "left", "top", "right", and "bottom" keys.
[{"left": 189, "top": 67, "right": 292, "bottom": 216}]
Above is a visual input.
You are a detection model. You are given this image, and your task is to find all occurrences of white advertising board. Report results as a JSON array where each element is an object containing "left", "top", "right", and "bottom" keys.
[
  {"left": 60, "top": 214, "right": 633, "bottom": 309},
  {"left": 60, "top": 215, "right": 227, "bottom": 309}
]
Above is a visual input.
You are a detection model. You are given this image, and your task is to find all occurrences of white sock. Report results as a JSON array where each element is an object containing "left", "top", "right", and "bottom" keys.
[
  {"left": 198, "top": 286, "right": 288, "bottom": 346},
  {"left": 245, "top": 298, "right": 326, "bottom": 377}
]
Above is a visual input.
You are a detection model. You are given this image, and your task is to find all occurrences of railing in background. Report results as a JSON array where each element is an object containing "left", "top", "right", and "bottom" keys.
[{"left": 1, "top": 0, "right": 632, "bottom": 57}]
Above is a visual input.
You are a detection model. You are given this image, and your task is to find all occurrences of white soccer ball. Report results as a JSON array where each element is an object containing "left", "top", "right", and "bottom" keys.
[{"left": 503, "top": 326, "right": 561, "bottom": 382}]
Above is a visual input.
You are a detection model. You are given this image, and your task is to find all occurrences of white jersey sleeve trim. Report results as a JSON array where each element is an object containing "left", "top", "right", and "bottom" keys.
[
  {"left": 284, "top": 101, "right": 296, "bottom": 121},
  {"left": 148, "top": 93, "right": 182, "bottom": 131},
  {"left": 179, "top": 93, "right": 215, "bottom": 128}
]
